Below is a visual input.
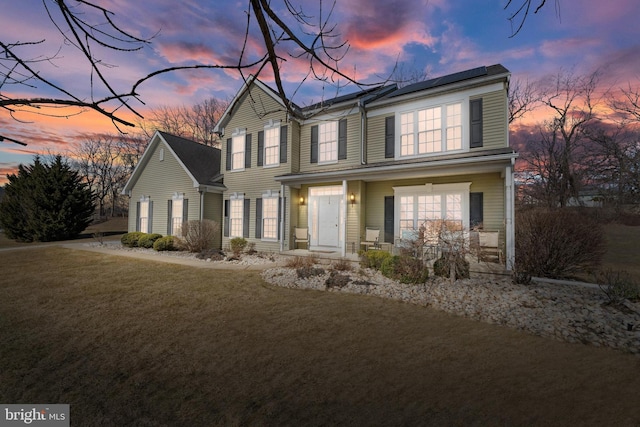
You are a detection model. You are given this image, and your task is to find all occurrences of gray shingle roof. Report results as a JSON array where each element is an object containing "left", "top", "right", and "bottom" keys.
[{"left": 158, "top": 132, "right": 222, "bottom": 186}]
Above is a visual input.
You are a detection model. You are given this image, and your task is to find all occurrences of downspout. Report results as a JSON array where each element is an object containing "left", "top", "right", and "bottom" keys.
[
  {"left": 280, "top": 184, "right": 285, "bottom": 253},
  {"left": 505, "top": 160, "right": 515, "bottom": 270},
  {"left": 199, "top": 189, "right": 204, "bottom": 221},
  {"left": 342, "top": 180, "right": 347, "bottom": 257},
  {"left": 359, "top": 99, "right": 367, "bottom": 165}
]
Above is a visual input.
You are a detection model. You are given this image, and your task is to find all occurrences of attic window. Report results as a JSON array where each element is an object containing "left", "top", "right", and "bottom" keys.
[{"left": 159, "top": 148, "right": 164, "bottom": 161}]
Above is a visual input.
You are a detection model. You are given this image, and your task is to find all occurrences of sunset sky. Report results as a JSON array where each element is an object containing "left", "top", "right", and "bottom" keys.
[{"left": 2, "top": 0, "right": 640, "bottom": 185}]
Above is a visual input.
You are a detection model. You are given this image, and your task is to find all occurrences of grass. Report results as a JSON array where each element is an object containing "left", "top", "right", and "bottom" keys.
[{"left": 1, "top": 247, "right": 640, "bottom": 425}]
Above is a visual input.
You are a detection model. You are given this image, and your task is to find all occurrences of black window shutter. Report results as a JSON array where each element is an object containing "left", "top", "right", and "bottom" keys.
[
  {"left": 223, "top": 200, "right": 229, "bottom": 237},
  {"left": 280, "top": 125, "right": 288, "bottom": 164},
  {"left": 277, "top": 197, "right": 285, "bottom": 240},
  {"left": 384, "top": 196, "right": 394, "bottom": 243},
  {"left": 470, "top": 192, "right": 484, "bottom": 228},
  {"left": 148, "top": 201, "right": 153, "bottom": 233},
  {"left": 338, "top": 118, "right": 347, "bottom": 160},
  {"left": 255, "top": 198, "right": 262, "bottom": 238},
  {"left": 136, "top": 201, "right": 140, "bottom": 232},
  {"left": 245, "top": 134, "right": 252, "bottom": 169},
  {"left": 226, "top": 138, "right": 232, "bottom": 170},
  {"left": 470, "top": 99, "right": 483, "bottom": 148},
  {"left": 385, "top": 116, "right": 395, "bottom": 158},
  {"left": 183, "top": 199, "right": 189, "bottom": 224},
  {"left": 243, "top": 198, "right": 250, "bottom": 238},
  {"left": 167, "top": 200, "right": 173, "bottom": 235},
  {"left": 310, "top": 125, "right": 318, "bottom": 163},
  {"left": 257, "top": 131, "right": 264, "bottom": 167}
]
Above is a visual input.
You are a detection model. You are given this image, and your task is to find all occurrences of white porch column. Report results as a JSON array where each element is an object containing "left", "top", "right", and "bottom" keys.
[
  {"left": 505, "top": 164, "right": 515, "bottom": 270},
  {"left": 342, "top": 179, "right": 347, "bottom": 257}
]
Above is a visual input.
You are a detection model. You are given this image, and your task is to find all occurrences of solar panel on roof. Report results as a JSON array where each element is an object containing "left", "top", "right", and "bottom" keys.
[{"left": 389, "top": 66, "right": 488, "bottom": 98}]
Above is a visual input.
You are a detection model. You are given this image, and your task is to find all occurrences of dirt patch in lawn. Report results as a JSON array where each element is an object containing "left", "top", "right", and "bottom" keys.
[{"left": 1, "top": 247, "right": 640, "bottom": 426}]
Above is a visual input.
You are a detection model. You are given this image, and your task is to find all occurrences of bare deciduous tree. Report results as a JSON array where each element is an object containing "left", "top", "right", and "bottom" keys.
[
  {"left": 138, "top": 97, "right": 229, "bottom": 148},
  {"left": 504, "top": 0, "right": 561, "bottom": 37},
  {"left": 520, "top": 70, "right": 602, "bottom": 207},
  {"left": 508, "top": 78, "right": 540, "bottom": 123}
]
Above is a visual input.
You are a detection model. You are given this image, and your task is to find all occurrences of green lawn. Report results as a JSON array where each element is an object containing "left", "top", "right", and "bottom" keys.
[{"left": 1, "top": 247, "right": 640, "bottom": 426}]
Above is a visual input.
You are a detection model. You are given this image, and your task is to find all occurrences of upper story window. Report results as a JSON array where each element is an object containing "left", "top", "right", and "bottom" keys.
[
  {"left": 264, "top": 124, "right": 280, "bottom": 167},
  {"left": 231, "top": 130, "right": 245, "bottom": 170},
  {"left": 400, "top": 101, "right": 463, "bottom": 157},
  {"left": 319, "top": 121, "right": 338, "bottom": 163}
]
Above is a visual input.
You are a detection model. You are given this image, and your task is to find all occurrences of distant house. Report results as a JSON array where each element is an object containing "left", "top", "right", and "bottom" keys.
[
  {"left": 214, "top": 64, "right": 517, "bottom": 267},
  {"left": 122, "top": 131, "right": 225, "bottom": 248}
]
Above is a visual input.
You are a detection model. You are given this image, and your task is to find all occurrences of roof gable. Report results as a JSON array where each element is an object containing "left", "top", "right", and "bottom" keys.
[{"left": 122, "top": 131, "right": 222, "bottom": 194}]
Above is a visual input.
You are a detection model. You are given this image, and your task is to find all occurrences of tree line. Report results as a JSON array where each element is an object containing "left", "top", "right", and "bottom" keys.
[{"left": 510, "top": 69, "right": 640, "bottom": 210}]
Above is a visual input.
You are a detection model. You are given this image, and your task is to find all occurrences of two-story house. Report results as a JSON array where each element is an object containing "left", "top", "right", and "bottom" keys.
[{"left": 214, "top": 64, "right": 516, "bottom": 267}]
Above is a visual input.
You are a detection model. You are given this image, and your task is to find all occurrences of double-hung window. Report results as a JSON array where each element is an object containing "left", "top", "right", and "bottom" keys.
[
  {"left": 231, "top": 130, "right": 245, "bottom": 170},
  {"left": 171, "top": 194, "right": 185, "bottom": 237},
  {"left": 264, "top": 125, "right": 280, "bottom": 167},
  {"left": 139, "top": 197, "right": 150, "bottom": 233},
  {"left": 319, "top": 121, "right": 338, "bottom": 163},
  {"left": 229, "top": 195, "right": 244, "bottom": 238},
  {"left": 262, "top": 196, "right": 278, "bottom": 240},
  {"left": 400, "top": 101, "right": 463, "bottom": 157}
]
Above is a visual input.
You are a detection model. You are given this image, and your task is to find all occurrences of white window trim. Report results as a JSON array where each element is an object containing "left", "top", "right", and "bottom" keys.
[
  {"left": 318, "top": 121, "right": 338, "bottom": 165},
  {"left": 261, "top": 190, "right": 280, "bottom": 241},
  {"left": 171, "top": 192, "right": 185, "bottom": 237},
  {"left": 396, "top": 96, "right": 468, "bottom": 160},
  {"left": 139, "top": 196, "right": 150, "bottom": 234},
  {"left": 230, "top": 128, "right": 246, "bottom": 172},
  {"left": 263, "top": 120, "right": 281, "bottom": 168},
  {"left": 393, "top": 183, "right": 471, "bottom": 239},
  {"left": 229, "top": 192, "right": 244, "bottom": 238}
]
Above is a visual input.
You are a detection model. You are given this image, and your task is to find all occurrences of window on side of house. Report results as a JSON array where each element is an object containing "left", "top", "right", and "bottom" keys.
[
  {"left": 171, "top": 195, "right": 184, "bottom": 237},
  {"left": 229, "top": 196, "right": 244, "bottom": 238},
  {"left": 264, "top": 124, "right": 280, "bottom": 167},
  {"left": 262, "top": 196, "right": 279, "bottom": 240},
  {"left": 399, "top": 101, "right": 464, "bottom": 157},
  {"left": 139, "top": 197, "right": 150, "bottom": 233},
  {"left": 318, "top": 121, "right": 338, "bottom": 163}
]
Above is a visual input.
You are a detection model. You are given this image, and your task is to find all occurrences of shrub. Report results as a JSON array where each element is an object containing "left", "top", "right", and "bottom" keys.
[
  {"left": 153, "top": 235, "right": 175, "bottom": 251},
  {"left": 180, "top": 220, "right": 219, "bottom": 253},
  {"left": 296, "top": 266, "right": 325, "bottom": 279},
  {"left": 285, "top": 256, "right": 316, "bottom": 269},
  {"left": 359, "top": 250, "right": 392, "bottom": 270},
  {"left": 381, "top": 255, "right": 429, "bottom": 284},
  {"left": 121, "top": 232, "right": 145, "bottom": 248},
  {"left": 229, "top": 237, "right": 248, "bottom": 258},
  {"left": 515, "top": 208, "right": 606, "bottom": 279},
  {"left": 331, "top": 258, "right": 353, "bottom": 272},
  {"left": 137, "top": 233, "right": 162, "bottom": 249},
  {"left": 595, "top": 268, "right": 640, "bottom": 304},
  {"left": 433, "top": 255, "right": 470, "bottom": 280}
]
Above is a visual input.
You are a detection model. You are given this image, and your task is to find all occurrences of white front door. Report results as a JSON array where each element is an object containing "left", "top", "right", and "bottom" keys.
[
  {"left": 308, "top": 186, "right": 344, "bottom": 249},
  {"left": 317, "top": 195, "right": 340, "bottom": 247}
]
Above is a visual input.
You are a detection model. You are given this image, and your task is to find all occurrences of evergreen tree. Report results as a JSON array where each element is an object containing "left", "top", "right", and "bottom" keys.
[{"left": 0, "top": 156, "right": 95, "bottom": 242}]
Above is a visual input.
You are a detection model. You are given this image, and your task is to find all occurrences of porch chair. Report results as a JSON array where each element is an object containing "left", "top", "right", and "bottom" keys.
[
  {"left": 477, "top": 231, "right": 503, "bottom": 264},
  {"left": 360, "top": 227, "right": 380, "bottom": 251},
  {"left": 293, "top": 227, "right": 309, "bottom": 249}
]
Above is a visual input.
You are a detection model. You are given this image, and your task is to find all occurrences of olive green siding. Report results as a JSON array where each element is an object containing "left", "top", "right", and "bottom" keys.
[
  {"left": 202, "top": 193, "right": 223, "bottom": 249},
  {"left": 471, "top": 90, "right": 507, "bottom": 151},
  {"left": 127, "top": 139, "right": 221, "bottom": 243},
  {"left": 221, "top": 84, "right": 295, "bottom": 252},
  {"left": 299, "top": 111, "right": 362, "bottom": 173}
]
